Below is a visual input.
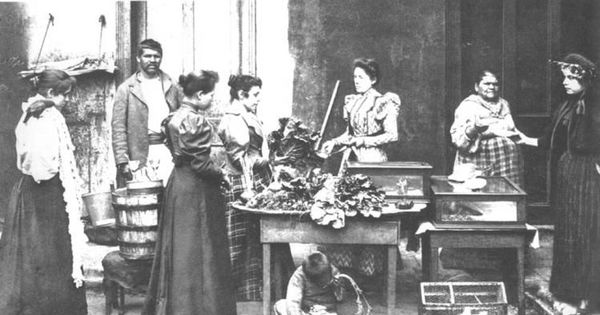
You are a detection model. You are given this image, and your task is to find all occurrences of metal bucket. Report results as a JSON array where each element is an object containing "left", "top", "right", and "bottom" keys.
[
  {"left": 112, "top": 180, "right": 163, "bottom": 260},
  {"left": 82, "top": 191, "right": 116, "bottom": 227}
]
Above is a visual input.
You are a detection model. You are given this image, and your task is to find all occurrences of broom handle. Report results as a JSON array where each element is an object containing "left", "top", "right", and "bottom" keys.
[{"left": 315, "top": 80, "right": 340, "bottom": 151}]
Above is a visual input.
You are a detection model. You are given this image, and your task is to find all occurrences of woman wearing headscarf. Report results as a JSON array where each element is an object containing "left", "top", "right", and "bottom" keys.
[
  {"left": 0, "top": 69, "right": 87, "bottom": 314},
  {"left": 218, "top": 74, "right": 294, "bottom": 301},
  {"left": 142, "top": 71, "right": 236, "bottom": 315},
  {"left": 519, "top": 53, "right": 600, "bottom": 312}
]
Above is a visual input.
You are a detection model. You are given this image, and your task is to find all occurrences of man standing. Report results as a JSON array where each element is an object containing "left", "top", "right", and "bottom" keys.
[{"left": 112, "top": 39, "right": 181, "bottom": 186}]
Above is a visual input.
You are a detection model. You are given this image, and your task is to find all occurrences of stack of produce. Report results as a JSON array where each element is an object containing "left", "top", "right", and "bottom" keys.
[
  {"left": 244, "top": 167, "right": 328, "bottom": 212},
  {"left": 243, "top": 170, "right": 388, "bottom": 229},
  {"left": 310, "top": 174, "right": 386, "bottom": 229},
  {"left": 267, "top": 117, "right": 323, "bottom": 175}
]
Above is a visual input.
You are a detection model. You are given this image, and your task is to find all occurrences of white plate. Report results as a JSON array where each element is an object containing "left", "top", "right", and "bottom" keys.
[{"left": 464, "top": 178, "right": 487, "bottom": 190}]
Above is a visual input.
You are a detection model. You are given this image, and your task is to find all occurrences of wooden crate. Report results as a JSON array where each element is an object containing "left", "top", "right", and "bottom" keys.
[{"left": 420, "top": 282, "right": 508, "bottom": 315}]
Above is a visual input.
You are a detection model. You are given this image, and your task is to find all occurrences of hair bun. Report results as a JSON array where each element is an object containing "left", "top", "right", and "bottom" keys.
[
  {"left": 178, "top": 74, "right": 187, "bottom": 86},
  {"left": 228, "top": 74, "right": 239, "bottom": 87}
]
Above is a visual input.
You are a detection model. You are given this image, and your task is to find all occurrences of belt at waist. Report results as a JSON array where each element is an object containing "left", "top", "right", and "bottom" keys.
[{"left": 148, "top": 133, "right": 165, "bottom": 145}]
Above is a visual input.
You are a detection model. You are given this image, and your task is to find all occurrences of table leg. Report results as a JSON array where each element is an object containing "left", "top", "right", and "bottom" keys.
[
  {"left": 263, "top": 243, "right": 272, "bottom": 315},
  {"left": 421, "top": 235, "right": 439, "bottom": 281},
  {"left": 387, "top": 246, "right": 397, "bottom": 315},
  {"left": 118, "top": 286, "right": 125, "bottom": 315},
  {"left": 273, "top": 247, "right": 283, "bottom": 300},
  {"left": 517, "top": 246, "right": 525, "bottom": 315}
]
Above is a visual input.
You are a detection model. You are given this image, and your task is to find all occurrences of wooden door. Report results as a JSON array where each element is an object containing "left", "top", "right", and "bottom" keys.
[{"left": 446, "top": 0, "right": 562, "bottom": 224}]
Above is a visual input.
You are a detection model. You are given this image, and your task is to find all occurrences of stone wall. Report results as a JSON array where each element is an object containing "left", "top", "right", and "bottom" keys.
[{"left": 288, "top": 0, "right": 448, "bottom": 174}]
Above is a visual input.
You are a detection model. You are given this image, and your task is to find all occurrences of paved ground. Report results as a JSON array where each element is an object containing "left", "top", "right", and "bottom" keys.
[{"left": 83, "top": 228, "right": 554, "bottom": 315}]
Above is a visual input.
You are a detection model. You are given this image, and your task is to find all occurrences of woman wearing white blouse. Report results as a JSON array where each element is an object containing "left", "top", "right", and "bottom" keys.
[{"left": 0, "top": 70, "right": 87, "bottom": 314}]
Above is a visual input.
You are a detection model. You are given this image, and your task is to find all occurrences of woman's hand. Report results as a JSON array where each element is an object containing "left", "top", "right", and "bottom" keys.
[
  {"left": 220, "top": 176, "right": 231, "bottom": 191},
  {"left": 322, "top": 140, "right": 337, "bottom": 155},
  {"left": 516, "top": 130, "right": 538, "bottom": 146},
  {"left": 338, "top": 136, "right": 357, "bottom": 147},
  {"left": 252, "top": 157, "right": 270, "bottom": 169}
]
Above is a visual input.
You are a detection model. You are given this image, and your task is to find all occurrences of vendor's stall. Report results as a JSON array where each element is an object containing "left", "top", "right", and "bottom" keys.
[{"left": 420, "top": 175, "right": 530, "bottom": 315}]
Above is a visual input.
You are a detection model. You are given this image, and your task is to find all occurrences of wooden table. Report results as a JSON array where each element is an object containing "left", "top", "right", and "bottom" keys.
[
  {"left": 420, "top": 226, "right": 528, "bottom": 315},
  {"left": 260, "top": 214, "right": 401, "bottom": 315}
]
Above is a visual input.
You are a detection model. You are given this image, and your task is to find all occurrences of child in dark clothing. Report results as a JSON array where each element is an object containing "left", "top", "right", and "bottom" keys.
[{"left": 274, "top": 251, "right": 344, "bottom": 315}]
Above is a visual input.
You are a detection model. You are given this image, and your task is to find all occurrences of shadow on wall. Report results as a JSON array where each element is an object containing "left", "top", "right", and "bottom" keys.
[{"left": 0, "top": 3, "right": 31, "bottom": 223}]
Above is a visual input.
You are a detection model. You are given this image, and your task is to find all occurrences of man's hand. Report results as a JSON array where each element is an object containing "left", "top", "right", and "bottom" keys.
[{"left": 117, "top": 163, "right": 133, "bottom": 181}]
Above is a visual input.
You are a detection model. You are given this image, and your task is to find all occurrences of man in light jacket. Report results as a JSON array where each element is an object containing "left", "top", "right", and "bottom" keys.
[{"left": 112, "top": 39, "right": 181, "bottom": 186}]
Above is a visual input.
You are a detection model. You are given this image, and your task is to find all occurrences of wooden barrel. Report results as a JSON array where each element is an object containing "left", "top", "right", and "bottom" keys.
[{"left": 111, "top": 180, "right": 163, "bottom": 260}]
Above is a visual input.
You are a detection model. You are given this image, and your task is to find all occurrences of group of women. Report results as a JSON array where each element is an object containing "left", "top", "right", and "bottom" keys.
[
  {"left": 451, "top": 54, "right": 600, "bottom": 312},
  {"left": 0, "top": 52, "right": 599, "bottom": 314}
]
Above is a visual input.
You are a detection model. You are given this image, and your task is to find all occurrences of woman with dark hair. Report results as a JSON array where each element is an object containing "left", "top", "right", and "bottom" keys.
[
  {"left": 321, "top": 57, "right": 401, "bottom": 285},
  {"left": 143, "top": 71, "right": 236, "bottom": 315},
  {"left": 450, "top": 69, "right": 524, "bottom": 186},
  {"left": 218, "top": 74, "right": 294, "bottom": 301},
  {"left": 519, "top": 53, "right": 600, "bottom": 312},
  {"left": 0, "top": 69, "right": 87, "bottom": 314},
  {"left": 322, "top": 58, "right": 400, "bottom": 162}
]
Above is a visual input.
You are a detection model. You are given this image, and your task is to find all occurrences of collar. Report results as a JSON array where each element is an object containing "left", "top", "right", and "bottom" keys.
[
  {"left": 225, "top": 101, "right": 248, "bottom": 115},
  {"left": 360, "top": 88, "right": 381, "bottom": 98},
  {"left": 180, "top": 102, "right": 198, "bottom": 112},
  {"left": 133, "top": 70, "right": 173, "bottom": 91},
  {"left": 22, "top": 94, "right": 48, "bottom": 111}
]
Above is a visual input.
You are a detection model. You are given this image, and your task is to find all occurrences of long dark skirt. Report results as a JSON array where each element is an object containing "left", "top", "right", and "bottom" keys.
[
  {"left": 0, "top": 174, "right": 87, "bottom": 315},
  {"left": 142, "top": 165, "right": 236, "bottom": 315},
  {"left": 550, "top": 152, "right": 600, "bottom": 304}
]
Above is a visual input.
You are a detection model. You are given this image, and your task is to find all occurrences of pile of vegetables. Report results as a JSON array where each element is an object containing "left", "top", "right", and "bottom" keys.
[
  {"left": 267, "top": 117, "right": 323, "bottom": 175},
  {"left": 334, "top": 174, "right": 386, "bottom": 218},
  {"left": 243, "top": 167, "right": 388, "bottom": 229},
  {"left": 309, "top": 174, "right": 386, "bottom": 229},
  {"left": 244, "top": 167, "right": 328, "bottom": 212}
]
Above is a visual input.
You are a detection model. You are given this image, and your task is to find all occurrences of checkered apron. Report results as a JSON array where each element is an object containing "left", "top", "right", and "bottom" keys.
[
  {"left": 225, "top": 169, "right": 271, "bottom": 301},
  {"left": 455, "top": 136, "right": 524, "bottom": 187}
]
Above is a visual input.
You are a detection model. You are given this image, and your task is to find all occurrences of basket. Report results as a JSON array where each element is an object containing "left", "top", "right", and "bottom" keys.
[{"left": 419, "top": 282, "right": 508, "bottom": 315}]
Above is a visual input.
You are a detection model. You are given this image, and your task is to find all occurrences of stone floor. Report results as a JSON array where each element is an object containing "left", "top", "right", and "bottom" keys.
[{"left": 83, "top": 227, "right": 554, "bottom": 315}]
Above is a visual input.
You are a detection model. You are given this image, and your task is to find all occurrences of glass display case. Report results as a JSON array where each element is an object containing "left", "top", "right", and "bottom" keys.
[
  {"left": 430, "top": 176, "right": 526, "bottom": 228},
  {"left": 346, "top": 161, "right": 433, "bottom": 203}
]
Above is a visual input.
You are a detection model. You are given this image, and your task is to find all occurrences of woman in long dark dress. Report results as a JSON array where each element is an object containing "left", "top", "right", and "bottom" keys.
[
  {"left": 0, "top": 69, "right": 87, "bottom": 314},
  {"left": 519, "top": 53, "right": 600, "bottom": 312},
  {"left": 142, "top": 71, "right": 236, "bottom": 315}
]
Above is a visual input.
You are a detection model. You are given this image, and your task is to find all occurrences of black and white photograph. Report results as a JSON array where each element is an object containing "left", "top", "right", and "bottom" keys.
[{"left": 0, "top": 1, "right": 599, "bottom": 314}]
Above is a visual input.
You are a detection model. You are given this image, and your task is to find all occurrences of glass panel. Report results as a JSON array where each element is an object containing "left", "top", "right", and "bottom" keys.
[
  {"left": 373, "top": 175, "right": 424, "bottom": 197},
  {"left": 516, "top": 0, "right": 549, "bottom": 114},
  {"left": 439, "top": 200, "right": 518, "bottom": 222},
  {"left": 431, "top": 177, "right": 518, "bottom": 194}
]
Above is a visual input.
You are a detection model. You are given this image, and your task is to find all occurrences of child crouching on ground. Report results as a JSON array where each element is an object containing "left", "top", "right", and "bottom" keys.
[{"left": 274, "top": 251, "right": 344, "bottom": 315}]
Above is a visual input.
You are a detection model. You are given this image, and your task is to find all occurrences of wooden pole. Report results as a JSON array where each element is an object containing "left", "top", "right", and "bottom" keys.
[{"left": 315, "top": 80, "right": 340, "bottom": 150}]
